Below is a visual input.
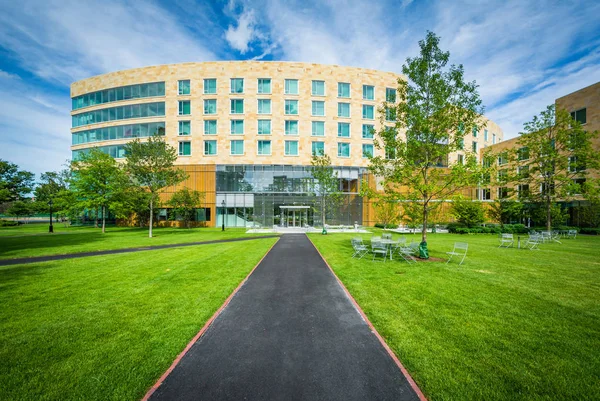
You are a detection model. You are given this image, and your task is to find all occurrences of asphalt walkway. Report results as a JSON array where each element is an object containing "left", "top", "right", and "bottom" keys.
[
  {"left": 148, "top": 234, "right": 422, "bottom": 401},
  {"left": 0, "top": 235, "right": 279, "bottom": 266}
]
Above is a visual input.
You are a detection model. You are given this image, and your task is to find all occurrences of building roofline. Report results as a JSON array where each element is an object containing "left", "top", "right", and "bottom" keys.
[{"left": 556, "top": 81, "right": 600, "bottom": 101}]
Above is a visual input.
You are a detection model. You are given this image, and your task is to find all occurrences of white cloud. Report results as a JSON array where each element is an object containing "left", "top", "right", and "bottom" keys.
[
  {"left": 0, "top": 70, "right": 21, "bottom": 81},
  {"left": 225, "top": 9, "right": 257, "bottom": 54}
]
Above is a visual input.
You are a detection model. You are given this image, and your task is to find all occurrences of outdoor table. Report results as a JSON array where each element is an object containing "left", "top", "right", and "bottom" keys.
[
  {"left": 517, "top": 235, "right": 521, "bottom": 249},
  {"left": 380, "top": 239, "right": 397, "bottom": 260}
]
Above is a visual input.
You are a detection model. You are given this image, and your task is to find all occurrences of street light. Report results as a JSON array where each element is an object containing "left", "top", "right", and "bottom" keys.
[
  {"left": 48, "top": 199, "right": 54, "bottom": 233},
  {"left": 221, "top": 200, "right": 225, "bottom": 231}
]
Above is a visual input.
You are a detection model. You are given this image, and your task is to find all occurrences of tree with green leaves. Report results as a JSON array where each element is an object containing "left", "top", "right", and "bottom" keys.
[
  {"left": 311, "top": 153, "right": 343, "bottom": 228},
  {"left": 451, "top": 197, "right": 485, "bottom": 228},
  {"left": 366, "top": 31, "right": 486, "bottom": 257},
  {"left": 33, "top": 169, "right": 70, "bottom": 215},
  {"left": 373, "top": 197, "right": 401, "bottom": 228},
  {"left": 486, "top": 199, "right": 523, "bottom": 226},
  {"left": 167, "top": 188, "right": 205, "bottom": 228},
  {"left": 514, "top": 105, "right": 599, "bottom": 231},
  {"left": 71, "top": 149, "right": 130, "bottom": 233},
  {"left": 0, "top": 160, "right": 35, "bottom": 204},
  {"left": 7, "top": 200, "right": 35, "bottom": 222},
  {"left": 124, "top": 135, "right": 187, "bottom": 237}
]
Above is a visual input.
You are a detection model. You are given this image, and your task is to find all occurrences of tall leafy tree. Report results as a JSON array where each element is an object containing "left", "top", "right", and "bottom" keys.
[
  {"left": 311, "top": 153, "right": 343, "bottom": 228},
  {"left": 0, "top": 160, "right": 35, "bottom": 203},
  {"left": 367, "top": 31, "right": 485, "bottom": 257},
  {"left": 514, "top": 105, "right": 599, "bottom": 231},
  {"left": 70, "top": 149, "right": 129, "bottom": 233},
  {"left": 34, "top": 169, "right": 70, "bottom": 213},
  {"left": 124, "top": 135, "right": 187, "bottom": 237},
  {"left": 167, "top": 188, "right": 205, "bottom": 228}
]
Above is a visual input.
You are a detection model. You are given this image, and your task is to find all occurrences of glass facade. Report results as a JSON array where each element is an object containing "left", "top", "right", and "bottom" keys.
[
  {"left": 215, "top": 164, "right": 365, "bottom": 228},
  {"left": 72, "top": 144, "right": 127, "bottom": 160},
  {"left": 72, "top": 82, "right": 165, "bottom": 110},
  {"left": 72, "top": 102, "right": 165, "bottom": 127},
  {"left": 72, "top": 122, "right": 165, "bottom": 145}
]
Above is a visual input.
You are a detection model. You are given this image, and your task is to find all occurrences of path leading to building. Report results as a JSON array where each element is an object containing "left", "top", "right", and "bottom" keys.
[
  {"left": 147, "top": 234, "right": 423, "bottom": 401},
  {"left": 0, "top": 235, "right": 279, "bottom": 266}
]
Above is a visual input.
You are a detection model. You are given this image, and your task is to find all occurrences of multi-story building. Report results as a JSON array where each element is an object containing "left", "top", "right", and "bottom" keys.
[{"left": 70, "top": 61, "right": 504, "bottom": 228}]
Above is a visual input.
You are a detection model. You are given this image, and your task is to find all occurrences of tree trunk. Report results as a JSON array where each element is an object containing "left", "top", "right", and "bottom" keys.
[
  {"left": 94, "top": 207, "right": 99, "bottom": 228},
  {"left": 101, "top": 205, "right": 106, "bottom": 234},
  {"left": 546, "top": 199, "right": 552, "bottom": 232},
  {"left": 321, "top": 195, "right": 325, "bottom": 227},
  {"left": 422, "top": 201, "right": 428, "bottom": 243},
  {"left": 149, "top": 196, "right": 153, "bottom": 238}
]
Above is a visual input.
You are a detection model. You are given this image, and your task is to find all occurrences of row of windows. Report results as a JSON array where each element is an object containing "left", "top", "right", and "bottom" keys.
[
  {"left": 177, "top": 99, "right": 390, "bottom": 119},
  {"left": 176, "top": 78, "right": 396, "bottom": 100},
  {"left": 72, "top": 122, "right": 166, "bottom": 145},
  {"left": 72, "top": 82, "right": 165, "bottom": 110},
  {"left": 177, "top": 140, "right": 372, "bottom": 158},
  {"left": 178, "top": 120, "right": 376, "bottom": 138},
  {"left": 472, "top": 127, "right": 498, "bottom": 144},
  {"left": 72, "top": 102, "right": 165, "bottom": 127}
]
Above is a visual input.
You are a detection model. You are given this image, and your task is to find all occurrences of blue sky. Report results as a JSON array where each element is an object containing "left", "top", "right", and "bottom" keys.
[{"left": 0, "top": 0, "right": 599, "bottom": 177}]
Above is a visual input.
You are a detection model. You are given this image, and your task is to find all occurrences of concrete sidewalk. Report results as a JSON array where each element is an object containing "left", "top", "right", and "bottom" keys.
[{"left": 148, "top": 234, "right": 422, "bottom": 401}]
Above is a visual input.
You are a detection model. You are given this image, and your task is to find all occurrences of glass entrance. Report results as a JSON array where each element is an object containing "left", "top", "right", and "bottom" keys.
[{"left": 277, "top": 205, "right": 311, "bottom": 228}]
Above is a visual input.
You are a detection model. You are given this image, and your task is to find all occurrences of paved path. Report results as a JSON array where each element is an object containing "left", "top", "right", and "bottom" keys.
[
  {"left": 148, "top": 234, "right": 422, "bottom": 401},
  {"left": 0, "top": 235, "right": 279, "bottom": 266}
]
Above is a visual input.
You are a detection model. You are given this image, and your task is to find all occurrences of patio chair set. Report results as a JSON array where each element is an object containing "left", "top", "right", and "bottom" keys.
[{"left": 498, "top": 229, "right": 578, "bottom": 250}]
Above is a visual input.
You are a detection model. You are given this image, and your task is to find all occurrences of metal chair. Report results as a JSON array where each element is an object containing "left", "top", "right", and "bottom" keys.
[
  {"left": 397, "top": 241, "right": 418, "bottom": 263},
  {"left": 351, "top": 238, "right": 369, "bottom": 259},
  {"left": 524, "top": 233, "right": 541, "bottom": 250},
  {"left": 446, "top": 242, "right": 468, "bottom": 265},
  {"left": 499, "top": 233, "right": 514, "bottom": 248},
  {"left": 371, "top": 240, "right": 388, "bottom": 262}
]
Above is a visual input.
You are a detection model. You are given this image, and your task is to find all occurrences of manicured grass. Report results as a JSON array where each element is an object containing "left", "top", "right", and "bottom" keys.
[
  {"left": 0, "top": 224, "right": 270, "bottom": 260},
  {"left": 310, "top": 232, "right": 600, "bottom": 401},
  {"left": 0, "top": 237, "right": 278, "bottom": 401}
]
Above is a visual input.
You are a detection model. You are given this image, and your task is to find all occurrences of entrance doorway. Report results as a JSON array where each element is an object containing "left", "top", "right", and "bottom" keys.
[{"left": 279, "top": 206, "right": 311, "bottom": 228}]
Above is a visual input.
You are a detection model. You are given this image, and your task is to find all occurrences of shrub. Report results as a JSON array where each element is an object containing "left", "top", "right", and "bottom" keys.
[
  {"left": 580, "top": 227, "right": 600, "bottom": 235},
  {"left": 0, "top": 219, "right": 19, "bottom": 227},
  {"left": 451, "top": 198, "right": 485, "bottom": 228},
  {"left": 374, "top": 223, "right": 397, "bottom": 229}
]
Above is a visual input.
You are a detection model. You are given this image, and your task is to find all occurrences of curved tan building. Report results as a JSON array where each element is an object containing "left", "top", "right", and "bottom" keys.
[{"left": 70, "top": 61, "right": 504, "bottom": 227}]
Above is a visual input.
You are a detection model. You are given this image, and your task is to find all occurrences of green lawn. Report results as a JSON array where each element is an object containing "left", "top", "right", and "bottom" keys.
[
  {"left": 0, "top": 224, "right": 270, "bottom": 260},
  {"left": 310, "top": 232, "right": 600, "bottom": 401},
  {"left": 0, "top": 237, "right": 278, "bottom": 401}
]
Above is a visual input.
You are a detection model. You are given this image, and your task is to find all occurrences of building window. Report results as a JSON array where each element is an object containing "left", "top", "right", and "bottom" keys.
[
  {"left": 178, "top": 80, "right": 191, "bottom": 95},
  {"left": 571, "top": 108, "right": 587, "bottom": 124},
  {"left": 204, "top": 79, "right": 217, "bottom": 94},
  {"left": 257, "top": 99, "right": 271, "bottom": 114},
  {"left": 338, "top": 82, "right": 350, "bottom": 98},
  {"left": 257, "top": 120, "right": 271, "bottom": 135},
  {"left": 385, "top": 146, "right": 396, "bottom": 160},
  {"left": 71, "top": 82, "right": 166, "bottom": 110},
  {"left": 457, "top": 154, "right": 464, "bottom": 164},
  {"left": 498, "top": 169, "right": 508, "bottom": 182},
  {"left": 312, "top": 121, "right": 325, "bottom": 136},
  {"left": 204, "top": 120, "right": 217, "bottom": 135},
  {"left": 362, "top": 105, "right": 374, "bottom": 120},
  {"left": 285, "top": 140, "right": 299, "bottom": 156},
  {"left": 312, "top": 101, "right": 325, "bottom": 116},
  {"left": 178, "top": 141, "right": 191, "bottom": 156},
  {"left": 257, "top": 78, "right": 271, "bottom": 94},
  {"left": 362, "top": 144, "right": 374, "bottom": 158},
  {"left": 518, "top": 165, "right": 530, "bottom": 179},
  {"left": 230, "top": 140, "right": 244, "bottom": 155},
  {"left": 518, "top": 147, "right": 530, "bottom": 160},
  {"left": 484, "top": 129, "right": 488, "bottom": 141},
  {"left": 337, "top": 142, "right": 350, "bottom": 158},
  {"left": 312, "top": 80, "right": 325, "bottom": 96},
  {"left": 386, "top": 88, "right": 396, "bottom": 102},
  {"left": 285, "top": 120, "right": 299, "bottom": 135},
  {"left": 569, "top": 156, "right": 586, "bottom": 172},
  {"left": 385, "top": 107, "right": 396, "bottom": 122},
  {"left": 230, "top": 99, "right": 244, "bottom": 114},
  {"left": 338, "top": 122, "right": 350, "bottom": 138},
  {"left": 178, "top": 100, "right": 191, "bottom": 115},
  {"left": 492, "top": 133, "right": 496, "bottom": 144},
  {"left": 458, "top": 138, "right": 464, "bottom": 150},
  {"left": 285, "top": 100, "right": 299, "bottom": 115},
  {"left": 230, "top": 78, "right": 244, "bottom": 94},
  {"left": 231, "top": 120, "right": 244, "bottom": 135},
  {"left": 178, "top": 121, "right": 191, "bottom": 136},
  {"left": 498, "top": 187, "right": 509, "bottom": 199},
  {"left": 257, "top": 140, "right": 271, "bottom": 155},
  {"left": 362, "top": 124, "right": 374, "bottom": 139},
  {"left": 518, "top": 184, "right": 530, "bottom": 198},
  {"left": 338, "top": 103, "right": 350, "bottom": 118},
  {"left": 363, "top": 85, "right": 374, "bottom": 100},
  {"left": 204, "top": 99, "right": 217, "bottom": 115},
  {"left": 472, "top": 141, "right": 478, "bottom": 153},
  {"left": 204, "top": 140, "right": 217, "bottom": 156},
  {"left": 472, "top": 127, "right": 478, "bottom": 137},
  {"left": 285, "top": 79, "right": 299, "bottom": 95},
  {"left": 312, "top": 141, "right": 325, "bottom": 156},
  {"left": 480, "top": 188, "right": 491, "bottom": 200},
  {"left": 498, "top": 152, "right": 508, "bottom": 165}
]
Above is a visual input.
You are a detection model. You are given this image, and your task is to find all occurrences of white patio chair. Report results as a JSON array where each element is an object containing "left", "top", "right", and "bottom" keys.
[
  {"left": 524, "top": 233, "right": 541, "bottom": 250},
  {"left": 567, "top": 229, "right": 577, "bottom": 239},
  {"left": 371, "top": 240, "right": 388, "bottom": 262},
  {"left": 446, "top": 242, "right": 468, "bottom": 265},
  {"left": 351, "top": 238, "right": 369, "bottom": 259},
  {"left": 397, "top": 241, "right": 418, "bottom": 263},
  {"left": 498, "top": 233, "right": 514, "bottom": 248}
]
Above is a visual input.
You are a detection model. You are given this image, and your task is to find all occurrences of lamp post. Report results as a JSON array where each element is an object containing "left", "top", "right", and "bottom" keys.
[
  {"left": 221, "top": 200, "right": 225, "bottom": 231},
  {"left": 48, "top": 199, "right": 54, "bottom": 233}
]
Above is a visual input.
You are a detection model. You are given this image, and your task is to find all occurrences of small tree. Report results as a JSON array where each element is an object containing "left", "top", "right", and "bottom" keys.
[
  {"left": 311, "top": 153, "right": 343, "bottom": 227},
  {"left": 451, "top": 197, "right": 485, "bottom": 228},
  {"left": 124, "top": 135, "right": 187, "bottom": 237},
  {"left": 167, "top": 188, "right": 205, "bottom": 228},
  {"left": 367, "top": 31, "right": 486, "bottom": 257},
  {"left": 373, "top": 198, "right": 401, "bottom": 228},
  {"left": 7, "top": 200, "right": 35, "bottom": 222},
  {"left": 0, "top": 160, "right": 35, "bottom": 204},
  {"left": 486, "top": 199, "right": 523, "bottom": 226},
  {"left": 70, "top": 149, "right": 129, "bottom": 233},
  {"left": 515, "top": 105, "right": 599, "bottom": 231}
]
